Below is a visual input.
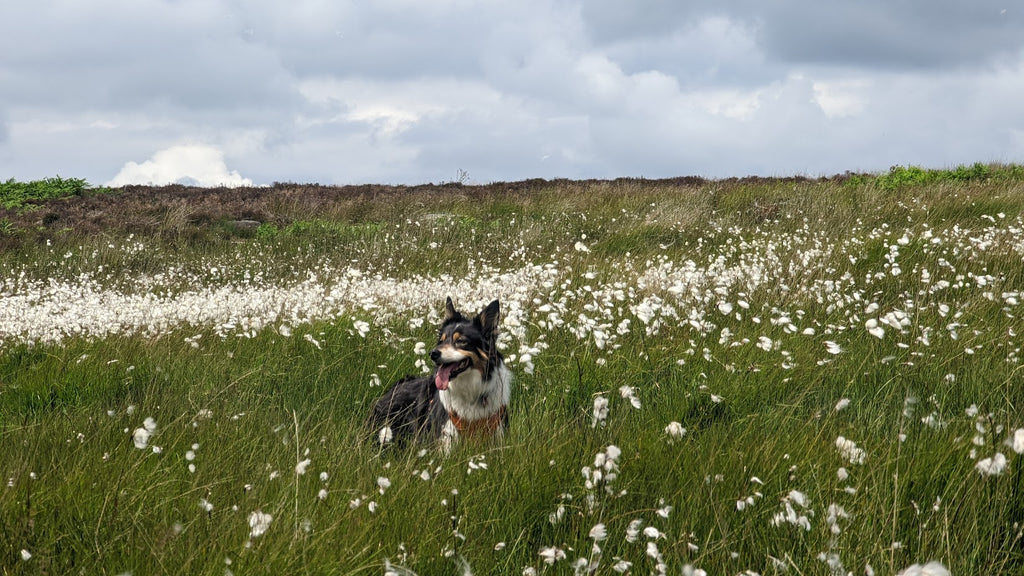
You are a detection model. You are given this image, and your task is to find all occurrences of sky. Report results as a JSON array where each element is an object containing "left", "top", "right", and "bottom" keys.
[{"left": 2, "top": 1, "right": 1023, "bottom": 187}]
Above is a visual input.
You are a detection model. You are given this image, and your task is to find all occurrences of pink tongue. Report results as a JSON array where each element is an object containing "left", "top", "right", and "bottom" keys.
[{"left": 435, "top": 364, "right": 454, "bottom": 390}]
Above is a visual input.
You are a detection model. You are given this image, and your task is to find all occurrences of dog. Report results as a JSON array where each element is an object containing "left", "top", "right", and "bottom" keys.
[{"left": 368, "top": 297, "right": 511, "bottom": 452}]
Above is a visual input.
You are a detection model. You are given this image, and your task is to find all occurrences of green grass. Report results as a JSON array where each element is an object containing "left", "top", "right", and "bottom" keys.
[
  {"left": 2, "top": 172, "right": 1024, "bottom": 574},
  {"left": 0, "top": 177, "right": 108, "bottom": 212},
  {"left": 874, "top": 162, "right": 1024, "bottom": 191}
]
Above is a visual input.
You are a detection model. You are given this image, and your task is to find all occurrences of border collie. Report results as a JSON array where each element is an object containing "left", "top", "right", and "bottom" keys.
[{"left": 368, "top": 297, "right": 511, "bottom": 452}]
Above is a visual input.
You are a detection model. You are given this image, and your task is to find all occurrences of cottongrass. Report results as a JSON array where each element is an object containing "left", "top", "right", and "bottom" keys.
[
  {"left": 976, "top": 453, "right": 1008, "bottom": 476},
  {"left": 897, "top": 561, "right": 950, "bottom": 576},
  {"left": 664, "top": 421, "right": 686, "bottom": 442},
  {"left": 248, "top": 510, "right": 272, "bottom": 539},
  {"left": 1008, "top": 429, "right": 1024, "bottom": 454},
  {"left": 0, "top": 260, "right": 563, "bottom": 349},
  {"left": 835, "top": 436, "right": 867, "bottom": 465},
  {"left": 771, "top": 490, "right": 812, "bottom": 531},
  {"left": 131, "top": 417, "right": 157, "bottom": 449},
  {"left": 592, "top": 396, "right": 609, "bottom": 428},
  {"left": 618, "top": 385, "right": 641, "bottom": 409},
  {"left": 538, "top": 546, "right": 566, "bottom": 565}
]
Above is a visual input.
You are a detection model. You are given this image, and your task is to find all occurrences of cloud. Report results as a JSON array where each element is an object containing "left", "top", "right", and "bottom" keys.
[
  {"left": 0, "top": 1, "right": 305, "bottom": 132},
  {"left": 2, "top": 2, "right": 1024, "bottom": 185},
  {"left": 812, "top": 79, "right": 868, "bottom": 118},
  {"left": 107, "top": 145, "right": 253, "bottom": 187},
  {"left": 602, "top": 17, "right": 770, "bottom": 88},
  {"left": 580, "top": 0, "right": 1024, "bottom": 70},
  {"left": 753, "top": 0, "right": 1024, "bottom": 69}
]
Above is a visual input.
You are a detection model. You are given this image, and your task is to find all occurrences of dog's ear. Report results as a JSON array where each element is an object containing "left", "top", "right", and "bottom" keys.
[
  {"left": 443, "top": 296, "right": 460, "bottom": 322},
  {"left": 476, "top": 300, "right": 501, "bottom": 339}
]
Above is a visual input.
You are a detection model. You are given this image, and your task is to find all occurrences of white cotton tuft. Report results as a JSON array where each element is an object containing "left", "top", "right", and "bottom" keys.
[
  {"left": 896, "top": 561, "right": 950, "bottom": 576},
  {"left": 248, "top": 510, "right": 272, "bottom": 538},
  {"left": 976, "top": 453, "right": 1007, "bottom": 476}
]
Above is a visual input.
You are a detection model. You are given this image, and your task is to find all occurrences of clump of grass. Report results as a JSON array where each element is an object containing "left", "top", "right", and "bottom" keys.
[
  {"left": 0, "top": 176, "right": 106, "bottom": 211},
  {"left": 875, "top": 162, "right": 1023, "bottom": 191}
]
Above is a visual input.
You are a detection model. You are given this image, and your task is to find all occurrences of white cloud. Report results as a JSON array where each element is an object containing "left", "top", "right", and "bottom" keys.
[
  {"left": 812, "top": 79, "right": 868, "bottom": 118},
  {"left": 107, "top": 145, "right": 253, "bottom": 187}
]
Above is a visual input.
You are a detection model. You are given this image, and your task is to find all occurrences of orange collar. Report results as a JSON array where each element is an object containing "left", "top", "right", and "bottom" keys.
[{"left": 450, "top": 406, "right": 506, "bottom": 438}]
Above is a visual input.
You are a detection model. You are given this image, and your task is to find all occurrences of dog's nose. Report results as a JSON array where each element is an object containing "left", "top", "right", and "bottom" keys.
[{"left": 429, "top": 349, "right": 441, "bottom": 363}]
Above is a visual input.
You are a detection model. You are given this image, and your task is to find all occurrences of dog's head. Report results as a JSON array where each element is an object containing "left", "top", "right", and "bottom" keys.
[{"left": 430, "top": 297, "right": 501, "bottom": 390}]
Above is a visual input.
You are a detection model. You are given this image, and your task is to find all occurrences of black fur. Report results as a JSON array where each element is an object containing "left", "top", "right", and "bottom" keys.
[{"left": 366, "top": 374, "right": 448, "bottom": 446}]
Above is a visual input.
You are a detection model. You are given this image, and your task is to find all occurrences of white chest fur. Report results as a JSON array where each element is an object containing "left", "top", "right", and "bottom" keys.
[{"left": 438, "top": 363, "right": 512, "bottom": 421}]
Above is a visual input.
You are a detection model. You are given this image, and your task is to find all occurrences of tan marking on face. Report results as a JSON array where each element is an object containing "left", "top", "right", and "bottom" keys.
[
  {"left": 437, "top": 345, "right": 469, "bottom": 364},
  {"left": 470, "top": 352, "right": 488, "bottom": 372}
]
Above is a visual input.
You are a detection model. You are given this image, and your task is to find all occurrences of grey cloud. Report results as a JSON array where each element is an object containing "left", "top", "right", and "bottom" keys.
[
  {"left": 242, "top": 6, "right": 482, "bottom": 79},
  {"left": 601, "top": 18, "right": 776, "bottom": 89},
  {"left": 0, "top": 2, "right": 302, "bottom": 113},
  {"left": 580, "top": 0, "right": 690, "bottom": 44},
  {"left": 757, "top": 1, "right": 1024, "bottom": 69},
  {"left": 234, "top": 2, "right": 576, "bottom": 81},
  {"left": 581, "top": 0, "right": 1024, "bottom": 70}
]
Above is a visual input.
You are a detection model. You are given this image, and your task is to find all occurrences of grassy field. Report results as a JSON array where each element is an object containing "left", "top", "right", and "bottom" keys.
[{"left": 2, "top": 167, "right": 1024, "bottom": 575}]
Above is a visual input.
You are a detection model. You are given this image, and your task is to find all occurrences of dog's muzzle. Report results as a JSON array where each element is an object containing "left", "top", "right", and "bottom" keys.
[{"left": 434, "top": 357, "right": 472, "bottom": 390}]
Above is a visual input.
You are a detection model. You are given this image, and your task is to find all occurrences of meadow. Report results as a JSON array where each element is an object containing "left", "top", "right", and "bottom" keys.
[{"left": 1, "top": 166, "right": 1024, "bottom": 575}]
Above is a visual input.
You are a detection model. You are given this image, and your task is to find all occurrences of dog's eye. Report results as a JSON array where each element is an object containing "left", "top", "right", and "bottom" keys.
[{"left": 455, "top": 337, "right": 468, "bottom": 345}]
